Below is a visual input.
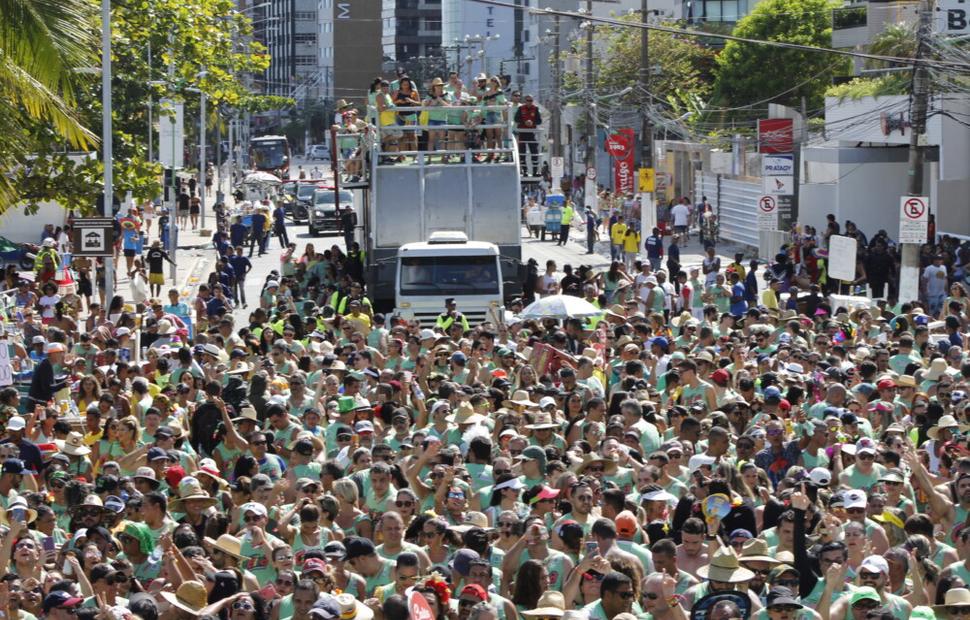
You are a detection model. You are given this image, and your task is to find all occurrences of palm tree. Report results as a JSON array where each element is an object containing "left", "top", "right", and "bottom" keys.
[
  {"left": 0, "top": 0, "right": 98, "bottom": 209},
  {"left": 866, "top": 23, "right": 917, "bottom": 69}
]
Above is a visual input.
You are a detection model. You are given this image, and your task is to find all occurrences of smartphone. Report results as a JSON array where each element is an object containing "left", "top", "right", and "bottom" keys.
[
  {"left": 585, "top": 540, "right": 599, "bottom": 556},
  {"left": 403, "top": 371, "right": 412, "bottom": 383},
  {"left": 42, "top": 536, "right": 55, "bottom": 553},
  {"left": 11, "top": 508, "right": 25, "bottom": 523}
]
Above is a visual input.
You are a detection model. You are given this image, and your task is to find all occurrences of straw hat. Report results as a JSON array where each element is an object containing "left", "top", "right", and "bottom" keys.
[
  {"left": 58, "top": 431, "right": 91, "bottom": 457},
  {"left": 571, "top": 453, "right": 618, "bottom": 476},
  {"left": 503, "top": 390, "right": 537, "bottom": 409},
  {"left": 169, "top": 488, "right": 218, "bottom": 513},
  {"left": 525, "top": 412, "right": 560, "bottom": 430},
  {"left": 335, "top": 99, "right": 353, "bottom": 111},
  {"left": 696, "top": 547, "right": 755, "bottom": 583},
  {"left": 446, "top": 402, "right": 486, "bottom": 426},
  {"left": 671, "top": 311, "right": 694, "bottom": 328},
  {"left": 926, "top": 358, "right": 950, "bottom": 382},
  {"left": 739, "top": 539, "right": 781, "bottom": 565},
  {"left": 203, "top": 533, "right": 246, "bottom": 561},
  {"left": 522, "top": 592, "right": 566, "bottom": 618},
  {"left": 161, "top": 580, "right": 208, "bottom": 616},
  {"left": 430, "top": 77, "right": 445, "bottom": 87},
  {"left": 0, "top": 498, "right": 37, "bottom": 525},
  {"left": 934, "top": 587, "right": 970, "bottom": 618},
  {"left": 929, "top": 415, "right": 969, "bottom": 439},
  {"left": 232, "top": 406, "right": 259, "bottom": 424}
]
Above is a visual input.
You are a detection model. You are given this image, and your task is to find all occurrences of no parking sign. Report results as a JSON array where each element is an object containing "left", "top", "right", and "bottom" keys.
[{"left": 899, "top": 196, "right": 928, "bottom": 244}]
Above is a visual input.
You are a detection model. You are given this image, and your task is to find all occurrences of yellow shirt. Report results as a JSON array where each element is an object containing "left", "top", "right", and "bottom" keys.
[
  {"left": 761, "top": 288, "right": 778, "bottom": 310},
  {"left": 623, "top": 232, "right": 641, "bottom": 253},
  {"left": 611, "top": 223, "right": 628, "bottom": 245}
]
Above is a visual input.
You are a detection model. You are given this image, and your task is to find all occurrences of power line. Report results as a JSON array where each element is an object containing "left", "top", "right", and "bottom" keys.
[{"left": 467, "top": 0, "right": 970, "bottom": 73}]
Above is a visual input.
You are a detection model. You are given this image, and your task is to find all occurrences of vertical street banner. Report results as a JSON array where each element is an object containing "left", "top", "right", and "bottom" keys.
[{"left": 606, "top": 128, "right": 635, "bottom": 195}]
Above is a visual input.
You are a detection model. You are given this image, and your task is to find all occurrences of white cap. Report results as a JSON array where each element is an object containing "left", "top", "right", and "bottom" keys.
[
  {"left": 240, "top": 502, "right": 268, "bottom": 517},
  {"left": 809, "top": 467, "right": 832, "bottom": 487},
  {"left": 6, "top": 416, "right": 25, "bottom": 432},
  {"left": 419, "top": 329, "right": 436, "bottom": 340},
  {"left": 859, "top": 555, "right": 889, "bottom": 575},
  {"left": 855, "top": 437, "right": 877, "bottom": 455},
  {"left": 538, "top": 396, "right": 557, "bottom": 410},
  {"left": 354, "top": 420, "right": 375, "bottom": 433},
  {"left": 115, "top": 327, "right": 131, "bottom": 337},
  {"left": 31, "top": 336, "right": 45, "bottom": 345},
  {"left": 688, "top": 454, "right": 716, "bottom": 474},
  {"left": 266, "top": 280, "right": 279, "bottom": 289},
  {"left": 844, "top": 489, "right": 867, "bottom": 510},
  {"left": 641, "top": 489, "right": 676, "bottom": 502}
]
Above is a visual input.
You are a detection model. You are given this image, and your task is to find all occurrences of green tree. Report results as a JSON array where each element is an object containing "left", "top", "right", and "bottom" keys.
[
  {"left": 0, "top": 0, "right": 99, "bottom": 212},
  {"left": 2, "top": 0, "right": 287, "bottom": 215},
  {"left": 713, "top": 0, "right": 850, "bottom": 110},
  {"left": 565, "top": 15, "right": 715, "bottom": 117}
]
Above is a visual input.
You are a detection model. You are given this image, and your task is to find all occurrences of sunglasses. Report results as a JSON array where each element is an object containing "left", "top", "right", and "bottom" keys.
[
  {"left": 582, "top": 572, "right": 604, "bottom": 582},
  {"left": 275, "top": 579, "right": 293, "bottom": 587},
  {"left": 232, "top": 601, "right": 255, "bottom": 612},
  {"left": 395, "top": 500, "right": 414, "bottom": 508},
  {"left": 615, "top": 591, "right": 635, "bottom": 600},
  {"left": 251, "top": 440, "right": 267, "bottom": 446},
  {"left": 857, "top": 454, "right": 875, "bottom": 460}
]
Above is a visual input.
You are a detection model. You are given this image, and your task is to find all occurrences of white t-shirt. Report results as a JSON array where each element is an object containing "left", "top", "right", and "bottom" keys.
[
  {"left": 671, "top": 204, "right": 690, "bottom": 226},
  {"left": 39, "top": 294, "right": 61, "bottom": 319},
  {"left": 923, "top": 264, "right": 948, "bottom": 297}
]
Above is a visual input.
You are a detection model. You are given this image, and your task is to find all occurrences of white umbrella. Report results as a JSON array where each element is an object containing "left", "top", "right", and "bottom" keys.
[
  {"left": 242, "top": 171, "right": 282, "bottom": 185},
  {"left": 518, "top": 295, "right": 602, "bottom": 319}
]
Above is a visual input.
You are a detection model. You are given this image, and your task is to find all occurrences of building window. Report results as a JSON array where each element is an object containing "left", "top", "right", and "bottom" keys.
[
  {"left": 424, "top": 18, "right": 441, "bottom": 31},
  {"left": 702, "top": 0, "right": 741, "bottom": 22},
  {"left": 294, "top": 11, "right": 317, "bottom": 20},
  {"left": 295, "top": 33, "right": 317, "bottom": 44},
  {"left": 323, "top": 22, "right": 332, "bottom": 33},
  {"left": 295, "top": 55, "right": 316, "bottom": 66}
]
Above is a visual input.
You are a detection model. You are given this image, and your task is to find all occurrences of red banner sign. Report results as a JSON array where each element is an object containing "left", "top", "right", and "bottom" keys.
[
  {"left": 758, "top": 118, "right": 794, "bottom": 154},
  {"left": 609, "top": 128, "right": 635, "bottom": 195}
]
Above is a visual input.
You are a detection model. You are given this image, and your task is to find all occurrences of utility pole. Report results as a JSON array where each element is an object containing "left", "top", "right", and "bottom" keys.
[
  {"left": 552, "top": 13, "right": 562, "bottom": 159},
  {"left": 899, "top": 0, "right": 931, "bottom": 305},
  {"left": 147, "top": 42, "right": 153, "bottom": 163},
  {"left": 584, "top": 0, "right": 596, "bottom": 210},
  {"left": 101, "top": 0, "right": 114, "bottom": 304},
  {"left": 639, "top": 0, "right": 651, "bottom": 171},
  {"left": 199, "top": 87, "right": 207, "bottom": 230}
]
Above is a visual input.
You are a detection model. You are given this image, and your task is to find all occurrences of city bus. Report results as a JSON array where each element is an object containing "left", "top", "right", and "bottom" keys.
[{"left": 249, "top": 135, "right": 291, "bottom": 178}]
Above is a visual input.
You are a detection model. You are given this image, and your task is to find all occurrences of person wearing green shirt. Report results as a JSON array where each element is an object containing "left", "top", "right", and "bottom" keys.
[
  {"left": 238, "top": 502, "right": 285, "bottom": 585},
  {"left": 343, "top": 536, "right": 396, "bottom": 597}
]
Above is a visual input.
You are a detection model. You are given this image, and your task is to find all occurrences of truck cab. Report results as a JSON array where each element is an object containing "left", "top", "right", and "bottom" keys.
[{"left": 395, "top": 232, "right": 503, "bottom": 326}]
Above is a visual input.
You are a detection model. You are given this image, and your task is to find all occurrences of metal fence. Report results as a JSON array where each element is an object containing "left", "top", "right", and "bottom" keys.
[{"left": 695, "top": 173, "right": 761, "bottom": 248}]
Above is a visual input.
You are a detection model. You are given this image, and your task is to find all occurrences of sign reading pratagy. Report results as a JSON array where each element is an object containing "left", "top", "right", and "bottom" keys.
[{"left": 763, "top": 154, "right": 794, "bottom": 176}]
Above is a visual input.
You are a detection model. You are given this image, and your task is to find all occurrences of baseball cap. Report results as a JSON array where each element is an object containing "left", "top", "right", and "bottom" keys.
[
  {"left": 849, "top": 587, "right": 881, "bottom": 606},
  {"left": 809, "top": 467, "right": 832, "bottom": 487},
  {"left": 6, "top": 416, "right": 25, "bottom": 432},
  {"left": 855, "top": 437, "right": 877, "bottom": 455},
  {"left": 460, "top": 584, "right": 488, "bottom": 602},
  {"left": 859, "top": 555, "right": 889, "bottom": 575},
  {"left": 649, "top": 336, "right": 669, "bottom": 349},
  {"left": 302, "top": 558, "right": 328, "bottom": 575},
  {"left": 240, "top": 502, "right": 268, "bottom": 517},
  {"left": 538, "top": 396, "right": 557, "bottom": 410},
  {"left": 2, "top": 459, "right": 24, "bottom": 475},
  {"left": 43, "top": 591, "right": 83, "bottom": 613},
  {"left": 615, "top": 511, "right": 639, "bottom": 537},
  {"left": 763, "top": 386, "right": 782, "bottom": 402},
  {"left": 147, "top": 447, "right": 170, "bottom": 462},
  {"left": 308, "top": 595, "right": 341, "bottom": 620},
  {"left": 844, "top": 490, "right": 868, "bottom": 510},
  {"left": 449, "top": 548, "right": 480, "bottom": 576},
  {"left": 688, "top": 454, "right": 716, "bottom": 474},
  {"left": 322, "top": 541, "right": 346, "bottom": 561}
]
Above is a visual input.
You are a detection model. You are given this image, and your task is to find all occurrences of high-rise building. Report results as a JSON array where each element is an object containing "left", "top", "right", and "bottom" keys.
[{"left": 382, "top": 0, "right": 443, "bottom": 70}]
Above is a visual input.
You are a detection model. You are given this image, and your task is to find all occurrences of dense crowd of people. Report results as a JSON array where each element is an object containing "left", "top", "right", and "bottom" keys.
[{"left": 8, "top": 127, "right": 970, "bottom": 620}]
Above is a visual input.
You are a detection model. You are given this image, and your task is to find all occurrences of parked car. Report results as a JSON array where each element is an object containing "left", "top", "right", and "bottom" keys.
[
  {"left": 308, "top": 187, "right": 353, "bottom": 236},
  {"left": 307, "top": 144, "right": 330, "bottom": 161}
]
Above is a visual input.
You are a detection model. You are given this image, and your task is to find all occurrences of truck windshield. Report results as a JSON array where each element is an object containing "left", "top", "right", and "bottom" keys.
[
  {"left": 400, "top": 255, "right": 500, "bottom": 296},
  {"left": 314, "top": 190, "right": 353, "bottom": 209},
  {"left": 296, "top": 184, "right": 317, "bottom": 200}
]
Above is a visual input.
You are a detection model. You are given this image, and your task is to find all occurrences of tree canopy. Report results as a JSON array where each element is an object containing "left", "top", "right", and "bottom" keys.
[{"left": 713, "top": 0, "right": 850, "bottom": 110}]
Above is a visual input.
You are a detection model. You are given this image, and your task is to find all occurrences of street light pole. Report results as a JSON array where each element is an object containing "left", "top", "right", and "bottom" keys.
[
  {"left": 101, "top": 0, "right": 114, "bottom": 304},
  {"left": 584, "top": 0, "right": 595, "bottom": 209},
  {"left": 199, "top": 87, "right": 207, "bottom": 230},
  {"left": 640, "top": 0, "right": 652, "bottom": 170}
]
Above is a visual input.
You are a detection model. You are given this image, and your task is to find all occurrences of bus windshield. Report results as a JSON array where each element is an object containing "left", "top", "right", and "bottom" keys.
[
  {"left": 251, "top": 139, "right": 289, "bottom": 171},
  {"left": 399, "top": 255, "right": 500, "bottom": 296}
]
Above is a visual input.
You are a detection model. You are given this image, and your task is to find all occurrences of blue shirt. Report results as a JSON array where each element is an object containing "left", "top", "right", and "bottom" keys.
[
  {"left": 230, "top": 223, "right": 249, "bottom": 247},
  {"left": 730, "top": 282, "right": 747, "bottom": 316},
  {"left": 645, "top": 235, "right": 663, "bottom": 259},
  {"left": 229, "top": 255, "right": 251, "bottom": 279}
]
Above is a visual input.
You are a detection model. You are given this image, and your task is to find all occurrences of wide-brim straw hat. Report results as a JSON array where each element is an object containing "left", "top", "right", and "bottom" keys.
[{"left": 697, "top": 547, "right": 755, "bottom": 583}]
